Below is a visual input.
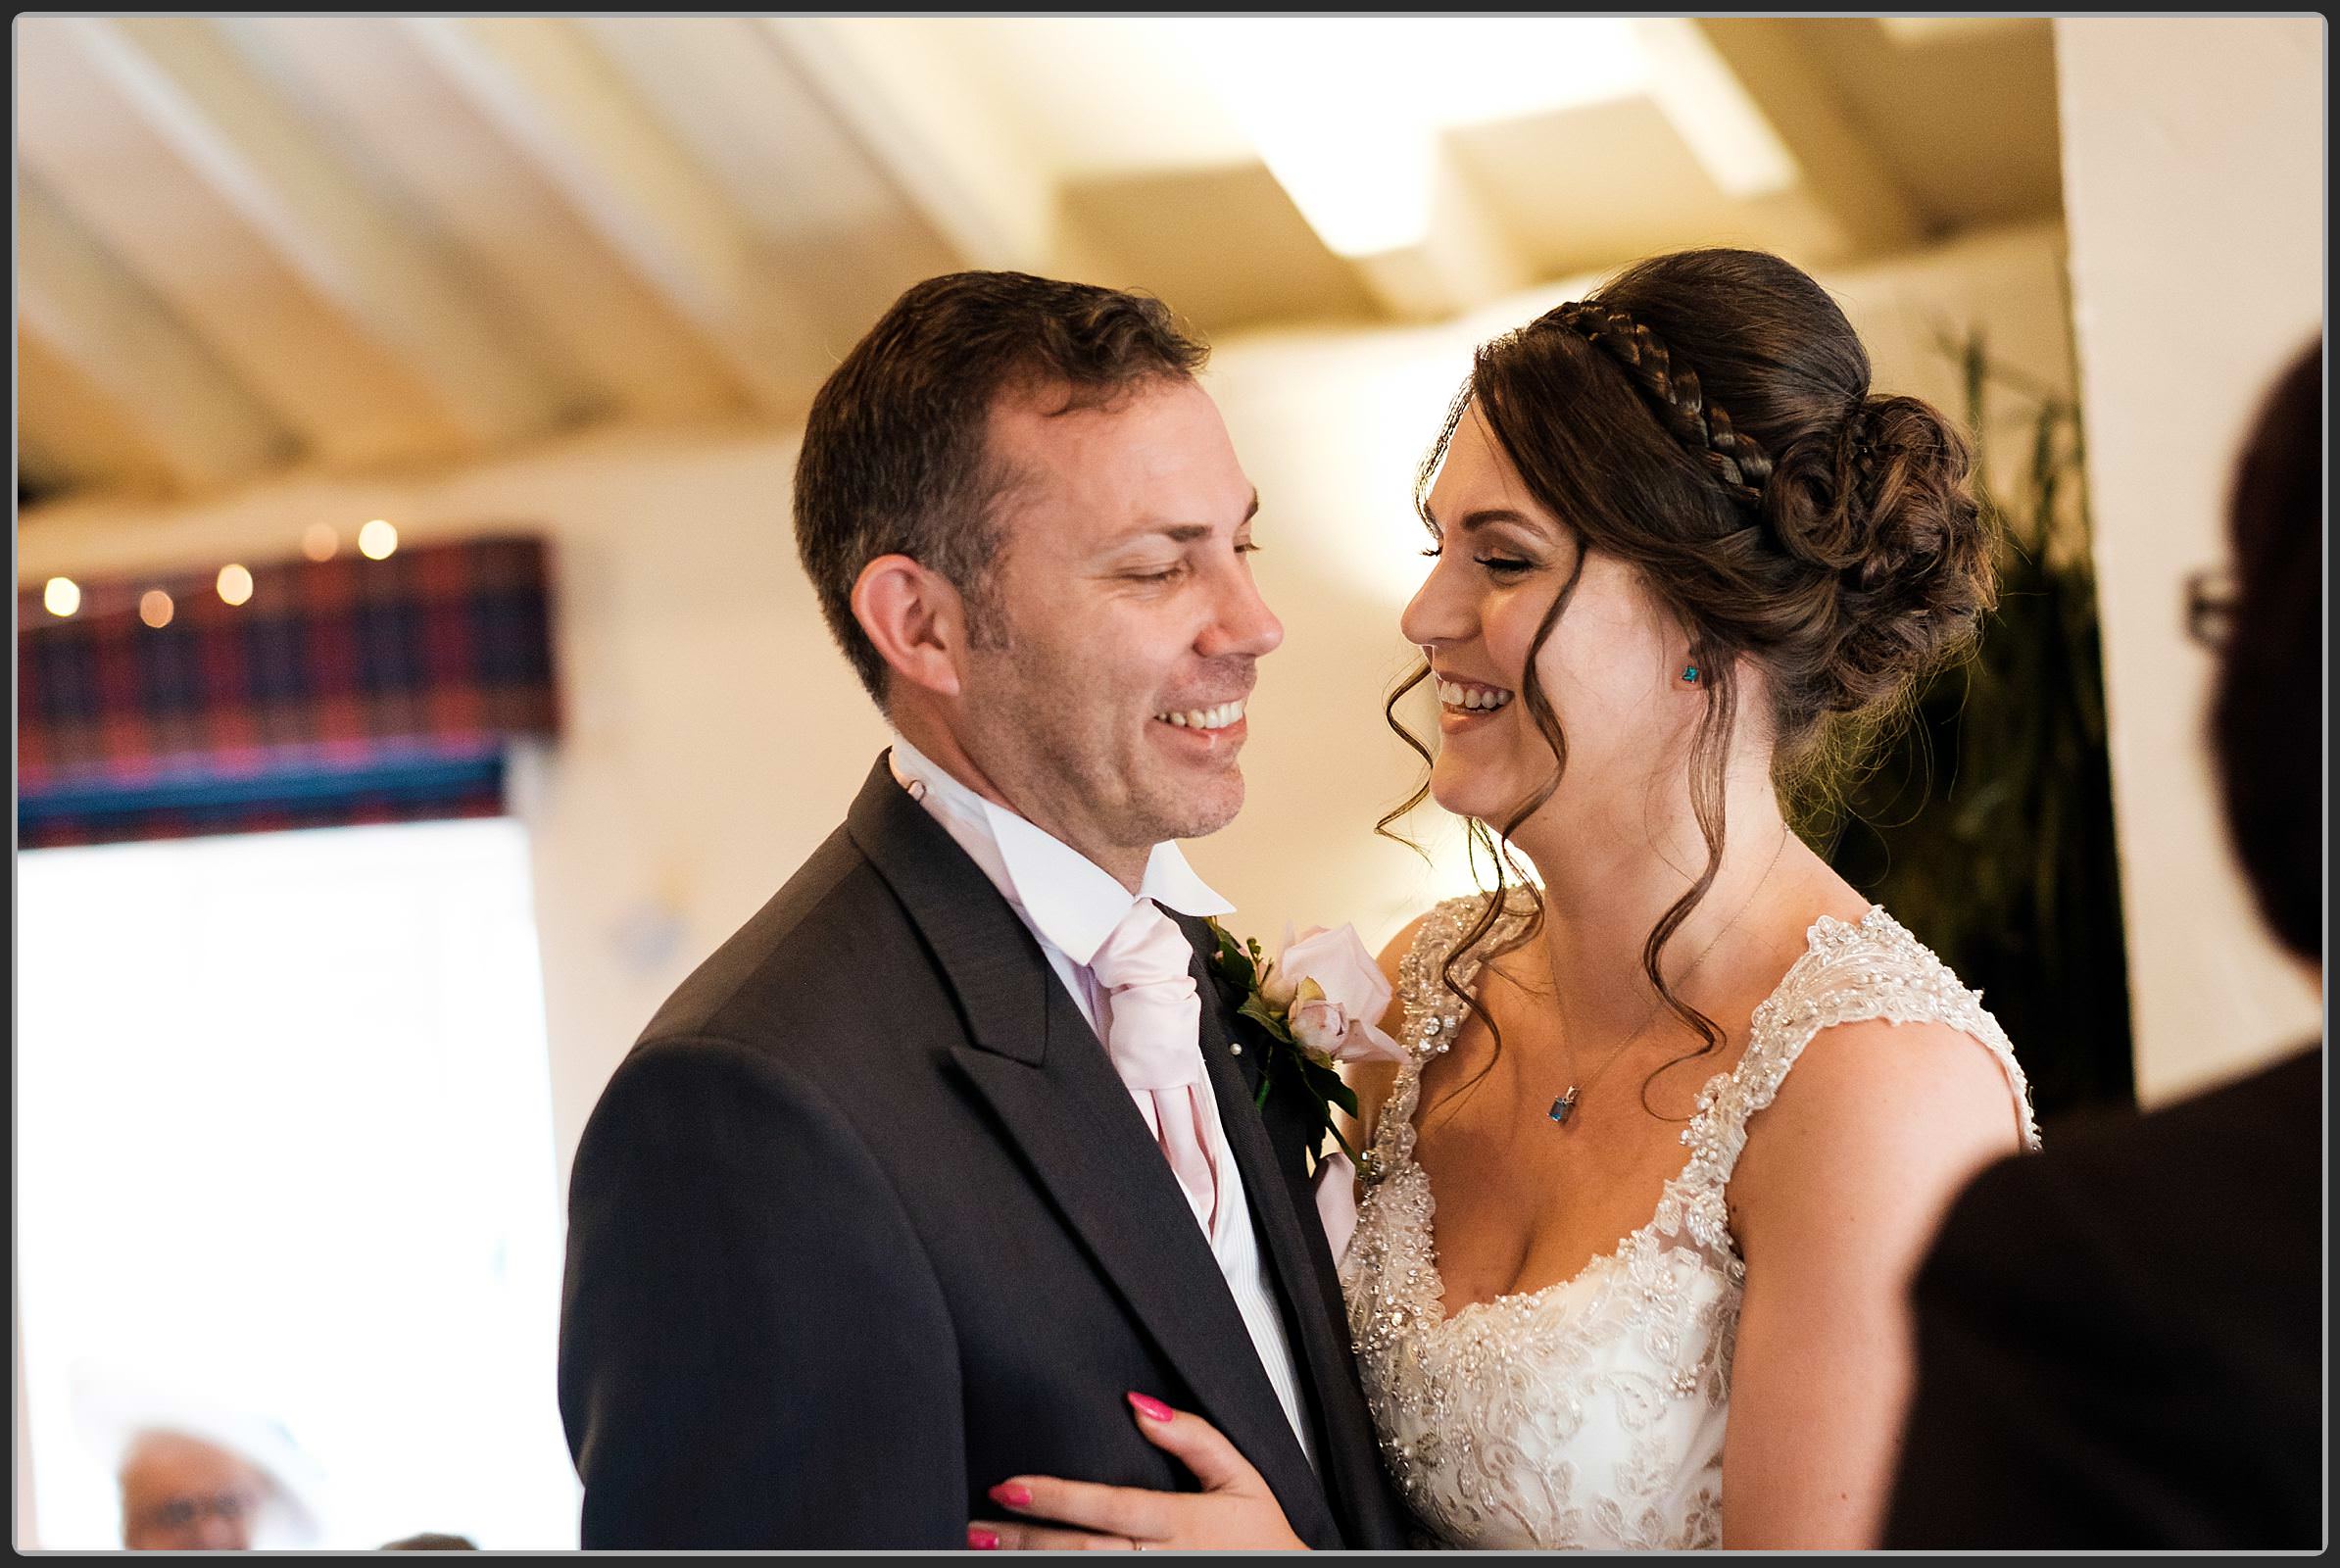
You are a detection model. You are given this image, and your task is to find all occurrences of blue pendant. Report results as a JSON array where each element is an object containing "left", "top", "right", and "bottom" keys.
[{"left": 1548, "top": 1088, "right": 1580, "bottom": 1126}]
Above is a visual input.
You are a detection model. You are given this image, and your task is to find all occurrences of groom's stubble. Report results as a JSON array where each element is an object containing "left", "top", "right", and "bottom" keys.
[
  {"left": 966, "top": 621, "right": 1259, "bottom": 855},
  {"left": 923, "top": 374, "right": 1280, "bottom": 884}
]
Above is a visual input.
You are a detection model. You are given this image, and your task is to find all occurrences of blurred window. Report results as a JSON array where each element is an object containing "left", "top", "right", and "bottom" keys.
[{"left": 17, "top": 817, "right": 578, "bottom": 1547}]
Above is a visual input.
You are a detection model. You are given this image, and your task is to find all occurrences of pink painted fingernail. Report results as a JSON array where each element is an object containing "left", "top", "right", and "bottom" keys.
[
  {"left": 989, "top": 1483, "right": 1032, "bottom": 1508},
  {"left": 1127, "top": 1392, "right": 1174, "bottom": 1422},
  {"left": 967, "top": 1525, "right": 999, "bottom": 1550}
]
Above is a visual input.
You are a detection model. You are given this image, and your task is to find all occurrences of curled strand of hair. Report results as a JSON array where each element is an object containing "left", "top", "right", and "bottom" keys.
[
  {"left": 1379, "top": 369, "right": 1478, "bottom": 854},
  {"left": 1374, "top": 660, "right": 1438, "bottom": 853},
  {"left": 1416, "top": 375, "right": 1478, "bottom": 529},
  {"left": 1638, "top": 657, "right": 1735, "bottom": 1120},
  {"left": 1421, "top": 550, "right": 1587, "bottom": 1133}
]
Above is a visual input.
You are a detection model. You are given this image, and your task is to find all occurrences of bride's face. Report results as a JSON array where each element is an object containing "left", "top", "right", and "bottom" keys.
[{"left": 1398, "top": 406, "right": 1704, "bottom": 836}]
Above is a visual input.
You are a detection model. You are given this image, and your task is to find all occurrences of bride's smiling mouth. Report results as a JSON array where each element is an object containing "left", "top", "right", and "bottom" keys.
[
  {"left": 1435, "top": 677, "right": 1515, "bottom": 727},
  {"left": 1436, "top": 678, "right": 1514, "bottom": 711}
]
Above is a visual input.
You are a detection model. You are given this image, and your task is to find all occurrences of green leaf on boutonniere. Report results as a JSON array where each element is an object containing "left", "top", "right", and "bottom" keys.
[
  {"left": 1208, "top": 918, "right": 1257, "bottom": 993},
  {"left": 1236, "top": 997, "right": 1295, "bottom": 1043},
  {"left": 1300, "top": 1059, "right": 1361, "bottom": 1121}
]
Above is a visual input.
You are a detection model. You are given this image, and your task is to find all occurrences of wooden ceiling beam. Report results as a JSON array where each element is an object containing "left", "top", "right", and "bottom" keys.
[
  {"left": 17, "top": 176, "right": 295, "bottom": 497},
  {"left": 19, "top": 329, "right": 175, "bottom": 500},
  {"left": 107, "top": 18, "right": 583, "bottom": 452},
  {"left": 220, "top": 16, "right": 748, "bottom": 425},
  {"left": 761, "top": 18, "right": 1118, "bottom": 284},
  {"left": 1639, "top": 19, "right": 1928, "bottom": 260},
  {"left": 400, "top": 17, "right": 823, "bottom": 415},
  {"left": 1339, "top": 154, "right": 1534, "bottom": 323},
  {"left": 576, "top": 17, "right": 962, "bottom": 351},
  {"left": 14, "top": 17, "right": 505, "bottom": 466}
]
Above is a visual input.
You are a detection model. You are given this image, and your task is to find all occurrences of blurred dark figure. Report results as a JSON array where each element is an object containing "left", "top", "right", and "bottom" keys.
[
  {"left": 118, "top": 1428, "right": 277, "bottom": 1551},
  {"left": 1882, "top": 339, "right": 2324, "bottom": 1549},
  {"left": 382, "top": 1532, "right": 479, "bottom": 1549}
]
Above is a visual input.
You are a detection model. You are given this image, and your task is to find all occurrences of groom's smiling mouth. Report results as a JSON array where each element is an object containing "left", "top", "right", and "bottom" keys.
[{"left": 1151, "top": 699, "right": 1247, "bottom": 730}]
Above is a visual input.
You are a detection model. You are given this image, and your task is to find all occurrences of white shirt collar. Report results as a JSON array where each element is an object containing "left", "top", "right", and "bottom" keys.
[{"left": 888, "top": 734, "right": 1234, "bottom": 966}]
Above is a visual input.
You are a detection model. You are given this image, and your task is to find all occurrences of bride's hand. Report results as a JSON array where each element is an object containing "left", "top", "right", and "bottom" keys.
[{"left": 966, "top": 1392, "right": 1306, "bottom": 1551}]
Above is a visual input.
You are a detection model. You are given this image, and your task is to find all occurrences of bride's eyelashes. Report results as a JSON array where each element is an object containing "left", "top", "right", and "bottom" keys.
[{"left": 1421, "top": 545, "right": 1536, "bottom": 578}]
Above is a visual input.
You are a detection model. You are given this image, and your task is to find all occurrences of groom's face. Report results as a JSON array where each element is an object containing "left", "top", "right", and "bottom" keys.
[{"left": 955, "top": 375, "right": 1283, "bottom": 861}]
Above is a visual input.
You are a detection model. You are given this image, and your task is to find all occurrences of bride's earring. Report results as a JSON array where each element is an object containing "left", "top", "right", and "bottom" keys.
[{"left": 1680, "top": 664, "right": 1700, "bottom": 684}]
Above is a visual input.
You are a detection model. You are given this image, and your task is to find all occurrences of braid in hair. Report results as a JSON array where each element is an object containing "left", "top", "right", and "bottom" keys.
[
  {"left": 1838, "top": 401, "right": 1891, "bottom": 591},
  {"left": 1544, "top": 301, "right": 1775, "bottom": 511},
  {"left": 1844, "top": 400, "right": 1879, "bottom": 484}
]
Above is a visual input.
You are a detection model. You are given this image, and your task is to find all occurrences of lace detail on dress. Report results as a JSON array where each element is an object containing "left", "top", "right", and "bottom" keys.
[{"left": 1340, "top": 895, "right": 2040, "bottom": 1549}]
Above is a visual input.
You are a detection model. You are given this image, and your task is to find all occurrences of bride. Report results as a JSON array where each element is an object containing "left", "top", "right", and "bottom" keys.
[{"left": 974, "top": 248, "right": 2041, "bottom": 1549}]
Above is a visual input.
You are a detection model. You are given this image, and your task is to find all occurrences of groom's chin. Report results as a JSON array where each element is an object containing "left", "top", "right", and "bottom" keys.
[{"left": 1161, "top": 773, "right": 1245, "bottom": 842}]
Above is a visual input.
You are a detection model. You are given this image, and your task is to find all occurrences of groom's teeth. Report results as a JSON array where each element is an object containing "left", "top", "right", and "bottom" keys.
[{"left": 1154, "top": 701, "right": 1246, "bottom": 730}]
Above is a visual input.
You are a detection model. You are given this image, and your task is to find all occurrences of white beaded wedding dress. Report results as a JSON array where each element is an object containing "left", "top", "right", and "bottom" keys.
[{"left": 1341, "top": 895, "right": 2040, "bottom": 1549}]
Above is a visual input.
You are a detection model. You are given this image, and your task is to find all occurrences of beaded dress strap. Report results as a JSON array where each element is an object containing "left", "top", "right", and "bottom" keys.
[
  {"left": 1376, "top": 894, "right": 1525, "bottom": 1171},
  {"left": 1673, "top": 908, "right": 2042, "bottom": 1199}
]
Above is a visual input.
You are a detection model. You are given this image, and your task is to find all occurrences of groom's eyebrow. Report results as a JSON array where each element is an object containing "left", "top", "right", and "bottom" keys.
[{"left": 1105, "top": 491, "right": 1263, "bottom": 548}]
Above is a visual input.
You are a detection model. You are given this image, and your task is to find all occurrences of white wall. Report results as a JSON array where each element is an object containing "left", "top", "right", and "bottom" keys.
[
  {"left": 19, "top": 221, "right": 2082, "bottom": 1193},
  {"left": 14, "top": 1282, "right": 33, "bottom": 1551},
  {"left": 2055, "top": 17, "right": 2324, "bottom": 1106}
]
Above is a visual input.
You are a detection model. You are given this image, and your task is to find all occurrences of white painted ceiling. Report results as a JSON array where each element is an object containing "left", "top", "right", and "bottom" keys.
[{"left": 15, "top": 16, "right": 2061, "bottom": 510}]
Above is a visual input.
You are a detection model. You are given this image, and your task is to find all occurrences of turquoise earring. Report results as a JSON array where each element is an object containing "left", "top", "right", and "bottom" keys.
[{"left": 1681, "top": 664, "right": 1700, "bottom": 684}]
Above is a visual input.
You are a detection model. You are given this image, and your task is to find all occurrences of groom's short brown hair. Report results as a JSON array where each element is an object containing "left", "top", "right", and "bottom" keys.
[{"left": 794, "top": 271, "right": 1210, "bottom": 706}]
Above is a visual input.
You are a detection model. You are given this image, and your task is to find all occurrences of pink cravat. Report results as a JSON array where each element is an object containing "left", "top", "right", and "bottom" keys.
[{"left": 1090, "top": 900, "right": 1221, "bottom": 1238}]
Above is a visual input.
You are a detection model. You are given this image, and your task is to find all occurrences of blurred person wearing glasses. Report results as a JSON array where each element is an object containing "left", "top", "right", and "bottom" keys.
[
  {"left": 117, "top": 1428, "right": 282, "bottom": 1551},
  {"left": 1880, "top": 340, "right": 2323, "bottom": 1548}
]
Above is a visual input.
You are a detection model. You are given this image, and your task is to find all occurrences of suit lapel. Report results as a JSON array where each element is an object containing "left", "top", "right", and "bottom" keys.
[
  {"left": 846, "top": 759, "right": 1334, "bottom": 1544},
  {"left": 1182, "top": 918, "right": 1397, "bottom": 1548}
]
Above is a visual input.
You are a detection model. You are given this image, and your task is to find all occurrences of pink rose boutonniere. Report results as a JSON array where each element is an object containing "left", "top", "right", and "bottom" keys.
[{"left": 1206, "top": 916, "right": 1406, "bottom": 1169}]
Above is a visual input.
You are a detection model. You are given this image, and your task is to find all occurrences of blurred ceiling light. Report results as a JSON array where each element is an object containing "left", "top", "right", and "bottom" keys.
[
  {"left": 139, "top": 590, "right": 174, "bottom": 629},
  {"left": 358, "top": 519, "right": 399, "bottom": 561},
  {"left": 302, "top": 523, "right": 340, "bottom": 563},
  {"left": 1877, "top": 17, "right": 2032, "bottom": 45},
  {"left": 43, "top": 577, "right": 81, "bottom": 618},
  {"left": 217, "top": 564, "right": 255, "bottom": 607},
  {"left": 1631, "top": 20, "right": 1799, "bottom": 200},
  {"left": 1170, "top": 18, "right": 1651, "bottom": 259}
]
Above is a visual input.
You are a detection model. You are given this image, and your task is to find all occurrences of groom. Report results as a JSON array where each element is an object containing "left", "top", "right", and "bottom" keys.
[{"left": 557, "top": 272, "right": 1409, "bottom": 1549}]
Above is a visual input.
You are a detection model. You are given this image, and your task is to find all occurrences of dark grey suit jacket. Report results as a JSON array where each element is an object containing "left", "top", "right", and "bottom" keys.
[
  {"left": 1883, "top": 1045, "right": 2322, "bottom": 1549},
  {"left": 558, "top": 754, "right": 1412, "bottom": 1549}
]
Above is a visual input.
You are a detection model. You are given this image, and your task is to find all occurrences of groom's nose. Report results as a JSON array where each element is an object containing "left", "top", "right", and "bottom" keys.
[{"left": 1195, "top": 560, "right": 1284, "bottom": 662}]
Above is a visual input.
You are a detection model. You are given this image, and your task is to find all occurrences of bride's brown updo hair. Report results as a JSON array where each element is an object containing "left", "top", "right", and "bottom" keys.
[{"left": 1388, "top": 247, "right": 1997, "bottom": 1111}]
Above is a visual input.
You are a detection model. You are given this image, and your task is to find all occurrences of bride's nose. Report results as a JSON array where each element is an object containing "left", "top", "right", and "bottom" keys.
[{"left": 1400, "top": 561, "right": 1473, "bottom": 651}]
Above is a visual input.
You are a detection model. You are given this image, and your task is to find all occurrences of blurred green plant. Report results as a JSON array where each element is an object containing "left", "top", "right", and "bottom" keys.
[{"left": 1820, "top": 328, "right": 2135, "bottom": 1121}]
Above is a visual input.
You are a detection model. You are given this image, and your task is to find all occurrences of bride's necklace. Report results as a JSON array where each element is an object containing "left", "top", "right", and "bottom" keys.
[{"left": 1547, "top": 831, "right": 1788, "bottom": 1128}]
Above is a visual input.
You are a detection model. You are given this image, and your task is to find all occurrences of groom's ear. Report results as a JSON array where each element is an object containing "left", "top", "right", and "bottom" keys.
[{"left": 852, "top": 554, "right": 968, "bottom": 700}]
